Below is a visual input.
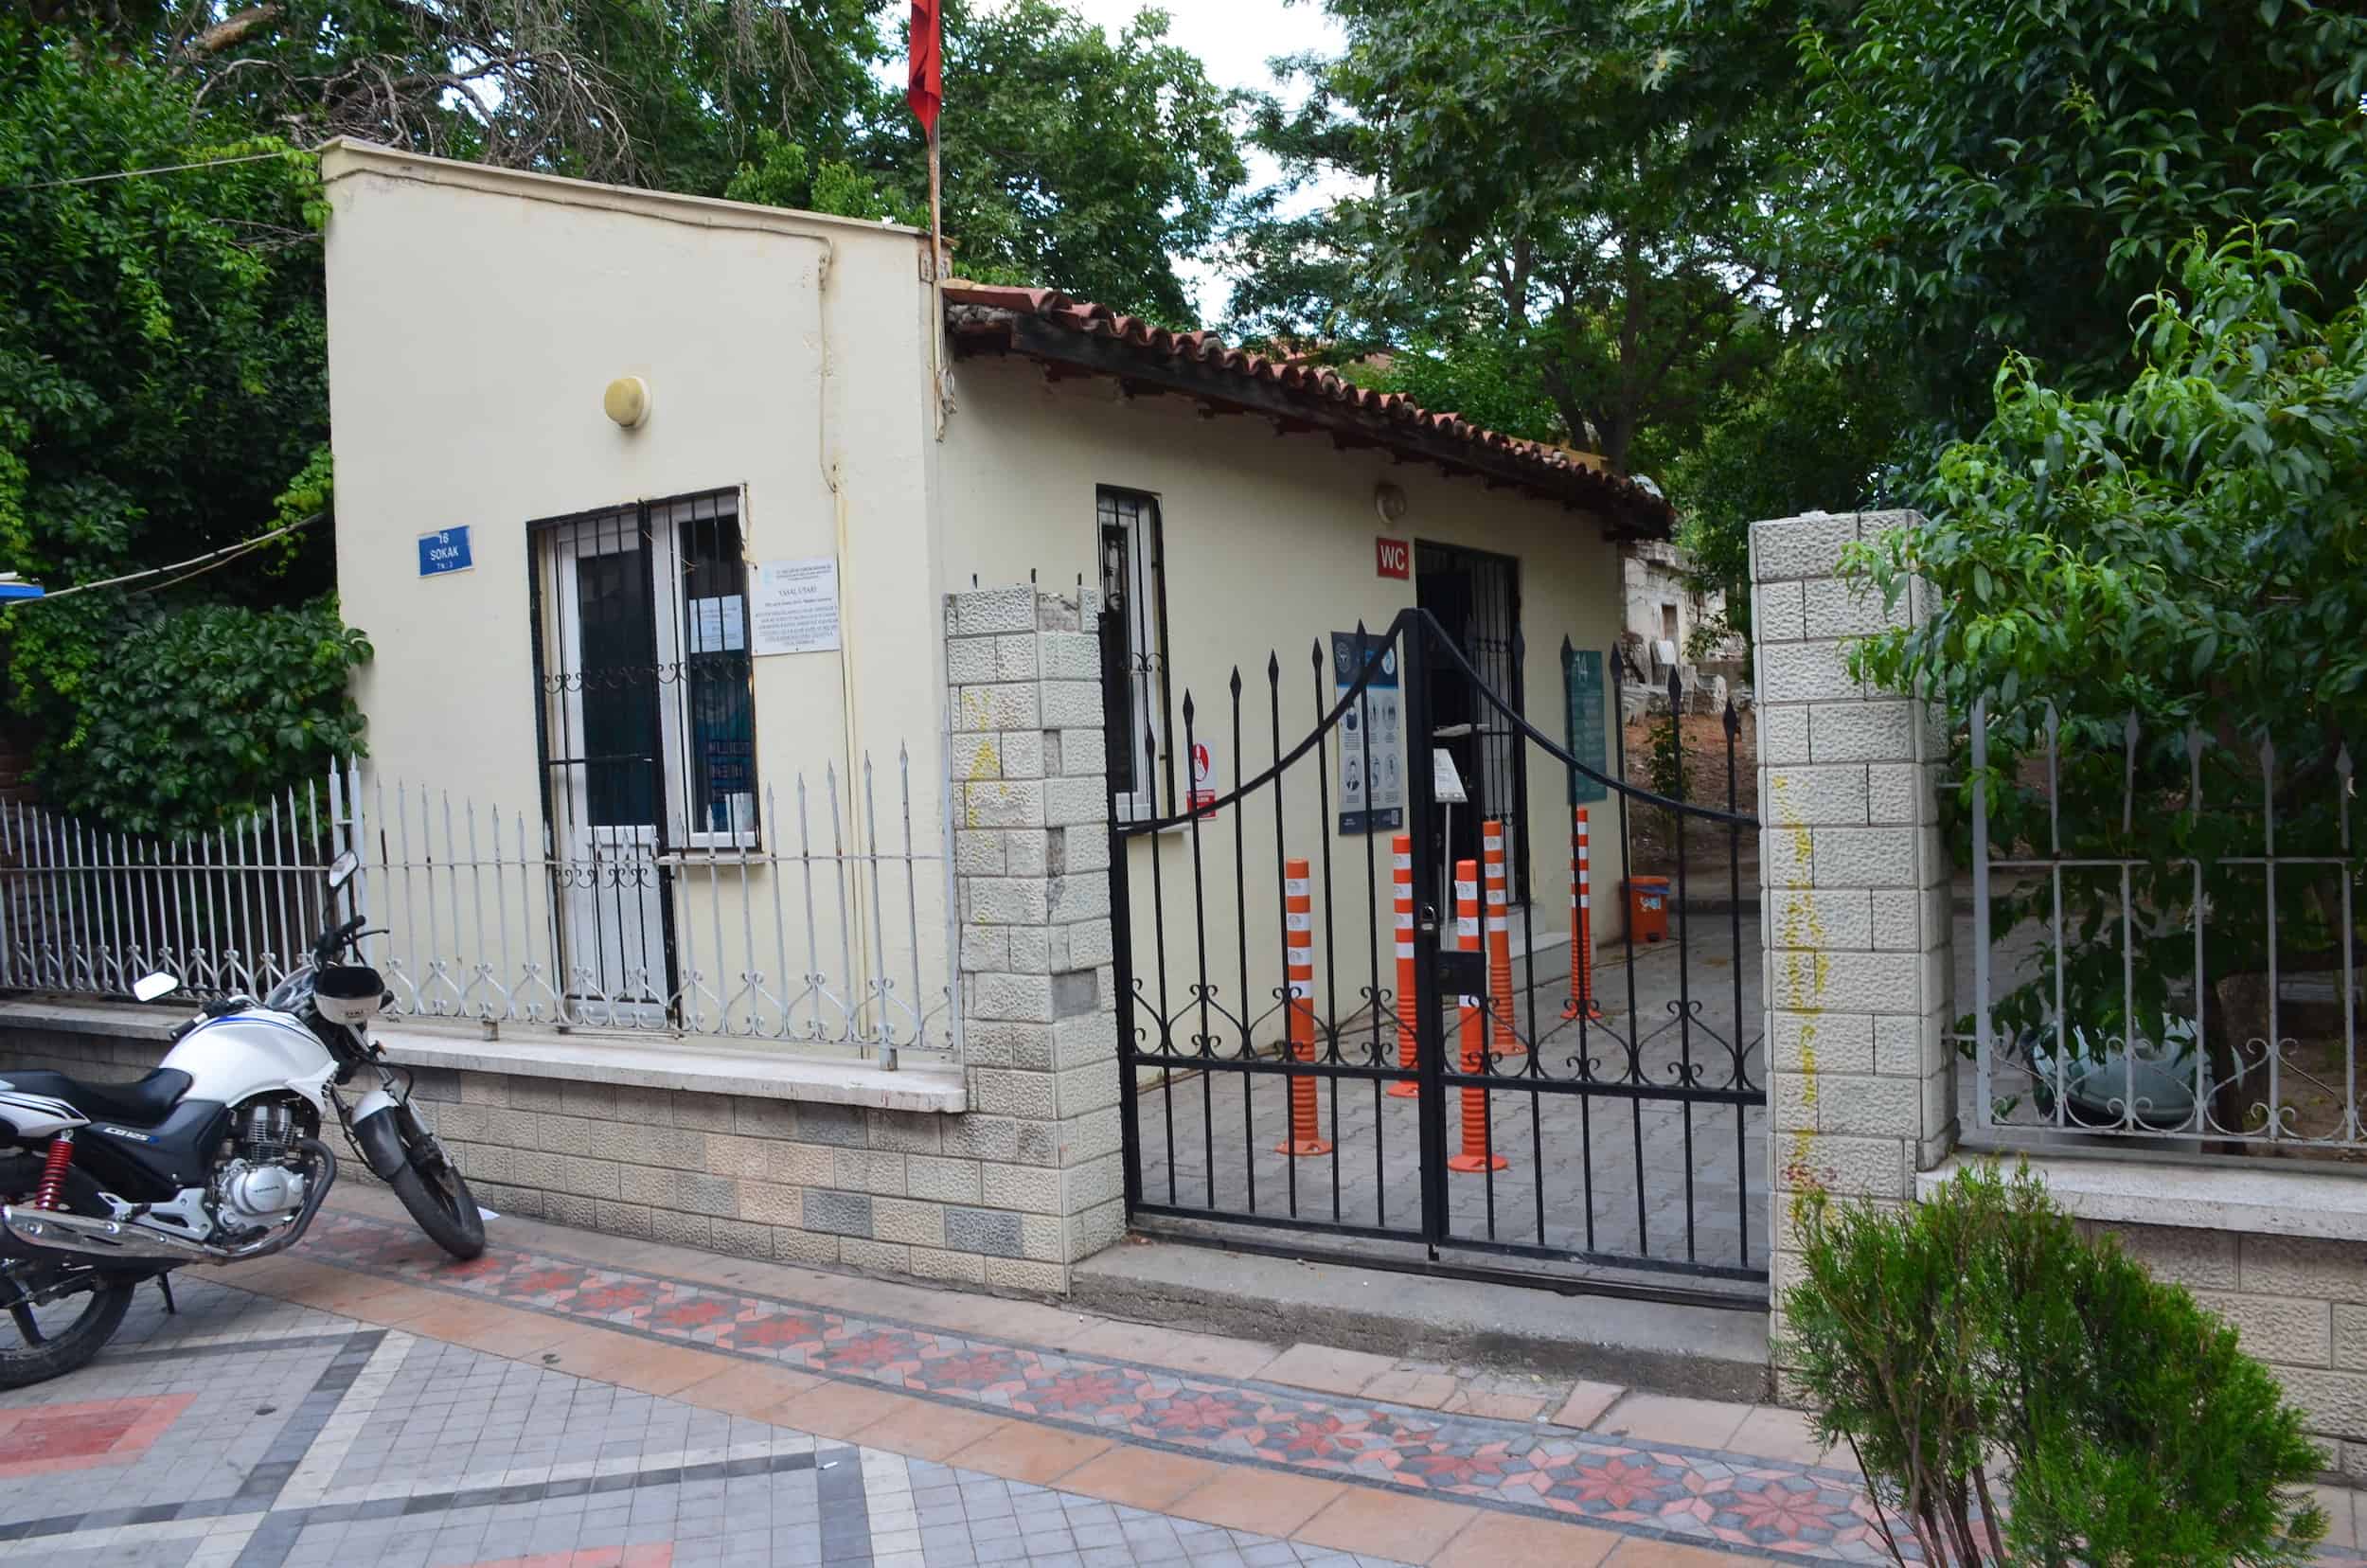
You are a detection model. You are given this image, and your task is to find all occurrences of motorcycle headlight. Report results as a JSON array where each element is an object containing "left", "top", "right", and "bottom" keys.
[{"left": 312, "top": 964, "right": 384, "bottom": 1025}]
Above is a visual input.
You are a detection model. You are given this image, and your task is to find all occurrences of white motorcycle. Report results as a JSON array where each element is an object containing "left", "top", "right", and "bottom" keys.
[{"left": 0, "top": 849, "right": 483, "bottom": 1387}]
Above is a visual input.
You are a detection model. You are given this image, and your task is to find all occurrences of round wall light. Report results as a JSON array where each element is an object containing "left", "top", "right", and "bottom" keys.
[
  {"left": 1374, "top": 481, "right": 1409, "bottom": 524},
  {"left": 603, "top": 375, "right": 651, "bottom": 429}
]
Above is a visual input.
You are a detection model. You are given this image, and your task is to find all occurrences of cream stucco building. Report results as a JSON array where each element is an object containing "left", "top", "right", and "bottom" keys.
[{"left": 321, "top": 141, "right": 1674, "bottom": 1090}]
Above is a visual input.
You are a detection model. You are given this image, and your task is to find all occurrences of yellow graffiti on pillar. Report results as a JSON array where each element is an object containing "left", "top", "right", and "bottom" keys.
[{"left": 1769, "top": 775, "right": 1834, "bottom": 1215}]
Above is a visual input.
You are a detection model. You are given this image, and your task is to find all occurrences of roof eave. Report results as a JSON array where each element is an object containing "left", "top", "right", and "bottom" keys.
[{"left": 947, "top": 308, "right": 1674, "bottom": 541}]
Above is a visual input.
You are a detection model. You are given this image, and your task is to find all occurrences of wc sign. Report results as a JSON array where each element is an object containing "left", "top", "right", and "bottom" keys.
[
  {"left": 1188, "top": 741, "right": 1219, "bottom": 819},
  {"left": 1375, "top": 537, "right": 1410, "bottom": 579}
]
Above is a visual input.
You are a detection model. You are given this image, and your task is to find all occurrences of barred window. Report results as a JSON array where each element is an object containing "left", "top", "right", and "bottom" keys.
[{"left": 1098, "top": 488, "right": 1168, "bottom": 823}]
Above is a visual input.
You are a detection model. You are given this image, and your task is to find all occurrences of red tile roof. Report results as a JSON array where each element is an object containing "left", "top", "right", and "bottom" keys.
[{"left": 942, "top": 282, "right": 1675, "bottom": 538}]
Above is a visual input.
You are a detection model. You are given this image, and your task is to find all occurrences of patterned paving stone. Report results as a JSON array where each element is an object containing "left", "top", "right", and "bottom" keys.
[
  {"left": 0, "top": 1230, "right": 2357, "bottom": 1567},
  {"left": 291, "top": 1213, "right": 1886, "bottom": 1560},
  {"left": 0, "top": 1276, "right": 1426, "bottom": 1568}
]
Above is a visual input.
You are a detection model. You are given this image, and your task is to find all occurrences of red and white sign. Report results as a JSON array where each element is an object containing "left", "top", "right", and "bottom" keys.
[
  {"left": 1375, "top": 537, "right": 1410, "bottom": 579},
  {"left": 1188, "top": 741, "right": 1219, "bottom": 818}
]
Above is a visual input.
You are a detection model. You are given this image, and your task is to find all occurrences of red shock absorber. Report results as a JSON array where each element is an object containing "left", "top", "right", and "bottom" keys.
[{"left": 30, "top": 1131, "right": 74, "bottom": 1210}]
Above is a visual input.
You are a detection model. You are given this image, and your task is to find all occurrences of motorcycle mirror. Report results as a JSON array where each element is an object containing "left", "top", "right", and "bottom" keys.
[
  {"left": 131, "top": 971, "right": 180, "bottom": 1003},
  {"left": 328, "top": 848, "right": 360, "bottom": 891}
]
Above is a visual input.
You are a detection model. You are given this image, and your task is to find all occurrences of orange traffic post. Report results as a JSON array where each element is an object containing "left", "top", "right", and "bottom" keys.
[
  {"left": 1387, "top": 832, "right": 1421, "bottom": 1099},
  {"left": 1482, "top": 820, "right": 1524, "bottom": 1060},
  {"left": 1562, "top": 806, "right": 1602, "bottom": 1021},
  {"left": 1447, "top": 858, "right": 1508, "bottom": 1173},
  {"left": 1275, "top": 855, "right": 1333, "bottom": 1157}
]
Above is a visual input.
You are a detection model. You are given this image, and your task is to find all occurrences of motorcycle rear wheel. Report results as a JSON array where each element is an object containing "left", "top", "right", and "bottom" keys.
[
  {"left": 0, "top": 1157, "right": 137, "bottom": 1389},
  {"left": 387, "top": 1114, "right": 485, "bottom": 1261}
]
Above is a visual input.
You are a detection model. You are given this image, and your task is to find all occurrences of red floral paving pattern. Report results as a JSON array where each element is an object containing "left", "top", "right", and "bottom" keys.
[
  {"left": 301, "top": 1213, "right": 2364, "bottom": 1566},
  {"left": 0, "top": 1394, "right": 197, "bottom": 1479}
]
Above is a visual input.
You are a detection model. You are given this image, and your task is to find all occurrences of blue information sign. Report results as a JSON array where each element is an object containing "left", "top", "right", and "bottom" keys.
[{"left": 418, "top": 526, "right": 473, "bottom": 577}]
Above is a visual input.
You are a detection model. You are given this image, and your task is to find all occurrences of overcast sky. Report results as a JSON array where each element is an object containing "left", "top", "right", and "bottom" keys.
[{"left": 988, "top": 0, "right": 1353, "bottom": 324}]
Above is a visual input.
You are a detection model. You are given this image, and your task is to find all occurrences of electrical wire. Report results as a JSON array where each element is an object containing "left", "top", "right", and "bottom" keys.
[
  {"left": 4, "top": 513, "right": 323, "bottom": 607},
  {"left": 7, "top": 150, "right": 295, "bottom": 193}
]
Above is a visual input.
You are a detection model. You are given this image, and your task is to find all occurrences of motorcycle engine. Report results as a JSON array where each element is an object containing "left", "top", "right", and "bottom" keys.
[{"left": 212, "top": 1102, "right": 307, "bottom": 1226}]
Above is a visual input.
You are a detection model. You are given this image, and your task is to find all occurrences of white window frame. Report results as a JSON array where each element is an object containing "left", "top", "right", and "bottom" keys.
[
  {"left": 652, "top": 490, "right": 761, "bottom": 854},
  {"left": 1099, "top": 489, "right": 1167, "bottom": 826}
]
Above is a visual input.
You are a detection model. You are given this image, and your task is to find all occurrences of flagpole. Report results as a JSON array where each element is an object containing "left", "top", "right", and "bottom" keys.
[
  {"left": 927, "top": 124, "right": 944, "bottom": 282},
  {"left": 927, "top": 122, "right": 946, "bottom": 437}
]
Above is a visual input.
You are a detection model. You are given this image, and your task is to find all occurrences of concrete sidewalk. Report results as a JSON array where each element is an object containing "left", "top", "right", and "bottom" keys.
[{"left": 0, "top": 1185, "right": 2358, "bottom": 1567}]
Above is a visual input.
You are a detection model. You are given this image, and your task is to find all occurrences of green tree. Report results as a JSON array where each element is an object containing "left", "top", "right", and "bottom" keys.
[
  {"left": 1225, "top": 0, "right": 1816, "bottom": 476},
  {"left": 1851, "top": 232, "right": 2367, "bottom": 1123},
  {"left": 888, "top": 1, "right": 1245, "bottom": 322},
  {"left": 1667, "top": 347, "right": 1909, "bottom": 638},
  {"left": 705, "top": 3, "right": 1249, "bottom": 323},
  {"left": 1788, "top": 1164, "right": 2326, "bottom": 1565},
  {"left": 1357, "top": 331, "right": 1566, "bottom": 448},
  {"left": 0, "top": 22, "right": 367, "bottom": 834},
  {"left": 64, "top": 0, "right": 890, "bottom": 196},
  {"left": 1798, "top": 0, "right": 2367, "bottom": 427}
]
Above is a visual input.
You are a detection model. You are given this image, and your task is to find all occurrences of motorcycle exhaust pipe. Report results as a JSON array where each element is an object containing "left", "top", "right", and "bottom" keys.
[
  {"left": 1, "top": 1205, "right": 213, "bottom": 1264},
  {"left": 0, "top": 1137, "right": 337, "bottom": 1267}
]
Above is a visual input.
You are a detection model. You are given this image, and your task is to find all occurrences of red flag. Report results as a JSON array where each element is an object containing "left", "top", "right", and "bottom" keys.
[{"left": 907, "top": 0, "right": 942, "bottom": 134}]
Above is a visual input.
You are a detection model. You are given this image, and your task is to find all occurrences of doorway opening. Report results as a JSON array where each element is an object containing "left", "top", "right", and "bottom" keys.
[{"left": 1415, "top": 541, "right": 1526, "bottom": 900}]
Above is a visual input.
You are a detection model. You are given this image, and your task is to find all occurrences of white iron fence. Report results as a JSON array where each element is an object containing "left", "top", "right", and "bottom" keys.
[
  {"left": 0, "top": 755, "right": 959, "bottom": 1068},
  {"left": 1967, "top": 697, "right": 2360, "bottom": 1156}
]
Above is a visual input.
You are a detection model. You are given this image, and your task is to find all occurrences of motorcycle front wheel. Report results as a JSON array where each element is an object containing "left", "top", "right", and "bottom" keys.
[
  {"left": 387, "top": 1112, "right": 485, "bottom": 1260},
  {"left": 0, "top": 1156, "right": 137, "bottom": 1388}
]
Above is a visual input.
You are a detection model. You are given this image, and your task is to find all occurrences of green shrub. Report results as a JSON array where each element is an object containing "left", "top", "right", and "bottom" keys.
[{"left": 1784, "top": 1164, "right": 2325, "bottom": 1565}]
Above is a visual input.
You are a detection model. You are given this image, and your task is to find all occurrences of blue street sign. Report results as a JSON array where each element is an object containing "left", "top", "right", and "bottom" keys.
[{"left": 418, "top": 527, "right": 473, "bottom": 577}]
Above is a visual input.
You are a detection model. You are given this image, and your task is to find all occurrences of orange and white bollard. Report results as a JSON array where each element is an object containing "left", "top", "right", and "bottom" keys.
[
  {"left": 1387, "top": 832, "right": 1420, "bottom": 1099},
  {"left": 1447, "top": 858, "right": 1508, "bottom": 1173},
  {"left": 1563, "top": 807, "right": 1602, "bottom": 1021},
  {"left": 1482, "top": 820, "right": 1524, "bottom": 1060},
  {"left": 1275, "top": 855, "right": 1333, "bottom": 1157}
]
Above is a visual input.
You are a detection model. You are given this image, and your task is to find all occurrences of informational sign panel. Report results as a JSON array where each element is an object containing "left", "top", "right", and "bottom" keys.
[
  {"left": 1374, "top": 537, "right": 1410, "bottom": 579},
  {"left": 1331, "top": 631, "right": 1403, "bottom": 834},
  {"left": 1564, "top": 645, "right": 1610, "bottom": 805},
  {"left": 749, "top": 558, "right": 842, "bottom": 656},
  {"left": 688, "top": 595, "right": 746, "bottom": 652},
  {"left": 1432, "top": 747, "right": 1468, "bottom": 804},
  {"left": 417, "top": 526, "right": 472, "bottom": 577}
]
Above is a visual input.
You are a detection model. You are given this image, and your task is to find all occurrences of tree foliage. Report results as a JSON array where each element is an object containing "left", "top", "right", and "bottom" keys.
[
  {"left": 1668, "top": 347, "right": 1908, "bottom": 637},
  {"left": 903, "top": 1, "right": 1243, "bottom": 322},
  {"left": 1226, "top": 0, "right": 1808, "bottom": 475},
  {"left": 61, "top": 0, "right": 888, "bottom": 195},
  {"left": 1851, "top": 232, "right": 2367, "bottom": 1105},
  {"left": 1788, "top": 1164, "right": 2326, "bottom": 1566},
  {"left": 1798, "top": 0, "right": 2367, "bottom": 427},
  {"left": 0, "top": 21, "right": 365, "bottom": 835}
]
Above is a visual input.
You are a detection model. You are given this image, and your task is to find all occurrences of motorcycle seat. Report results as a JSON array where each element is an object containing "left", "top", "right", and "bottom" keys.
[{"left": 0, "top": 1068, "right": 193, "bottom": 1129}]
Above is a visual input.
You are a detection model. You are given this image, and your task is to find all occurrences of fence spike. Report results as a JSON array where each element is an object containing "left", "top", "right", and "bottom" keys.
[
  {"left": 2122, "top": 709, "right": 2140, "bottom": 837},
  {"left": 2340, "top": 743, "right": 2354, "bottom": 853}
]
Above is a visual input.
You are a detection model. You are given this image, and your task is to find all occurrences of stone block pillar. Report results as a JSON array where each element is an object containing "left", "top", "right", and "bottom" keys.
[
  {"left": 943, "top": 584, "right": 1127, "bottom": 1292},
  {"left": 1750, "top": 510, "right": 1957, "bottom": 1321}
]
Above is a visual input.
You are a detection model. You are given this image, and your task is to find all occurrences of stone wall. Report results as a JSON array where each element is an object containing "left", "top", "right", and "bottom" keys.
[
  {"left": 1749, "top": 508, "right": 2367, "bottom": 1471},
  {"left": 422, "top": 1070, "right": 1069, "bottom": 1288},
  {"left": 1749, "top": 509, "right": 1956, "bottom": 1343}
]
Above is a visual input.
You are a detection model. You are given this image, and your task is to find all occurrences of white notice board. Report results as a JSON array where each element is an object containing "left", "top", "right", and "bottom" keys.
[{"left": 749, "top": 558, "right": 842, "bottom": 656}]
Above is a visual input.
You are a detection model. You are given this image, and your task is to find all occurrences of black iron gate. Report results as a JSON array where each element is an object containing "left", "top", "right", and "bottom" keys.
[{"left": 1104, "top": 607, "right": 1765, "bottom": 1305}]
